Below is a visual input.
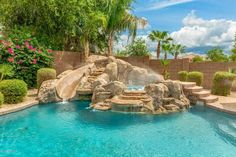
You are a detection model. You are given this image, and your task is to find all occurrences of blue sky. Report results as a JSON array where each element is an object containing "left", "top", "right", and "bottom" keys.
[{"left": 115, "top": 0, "right": 236, "bottom": 56}]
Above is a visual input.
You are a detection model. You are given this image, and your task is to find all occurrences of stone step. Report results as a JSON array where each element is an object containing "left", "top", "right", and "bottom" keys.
[
  {"left": 110, "top": 98, "right": 143, "bottom": 106},
  {"left": 199, "top": 95, "right": 219, "bottom": 103},
  {"left": 93, "top": 68, "right": 105, "bottom": 73},
  {"left": 181, "top": 82, "right": 196, "bottom": 88},
  {"left": 192, "top": 90, "right": 211, "bottom": 98},
  {"left": 184, "top": 86, "right": 203, "bottom": 93},
  {"left": 90, "top": 71, "right": 103, "bottom": 76},
  {"left": 76, "top": 88, "right": 93, "bottom": 95},
  {"left": 123, "top": 90, "right": 147, "bottom": 96},
  {"left": 119, "top": 94, "right": 149, "bottom": 100}
]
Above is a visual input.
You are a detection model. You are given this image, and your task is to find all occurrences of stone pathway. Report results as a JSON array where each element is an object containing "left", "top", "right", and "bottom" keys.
[
  {"left": 181, "top": 82, "right": 236, "bottom": 115},
  {"left": 0, "top": 89, "right": 39, "bottom": 116}
]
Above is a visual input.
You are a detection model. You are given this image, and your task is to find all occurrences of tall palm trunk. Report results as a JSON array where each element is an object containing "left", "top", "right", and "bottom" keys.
[
  {"left": 157, "top": 41, "right": 161, "bottom": 59},
  {"left": 174, "top": 53, "right": 178, "bottom": 59},
  {"left": 108, "top": 32, "right": 114, "bottom": 56},
  {"left": 164, "top": 52, "right": 167, "bottom": 60}
]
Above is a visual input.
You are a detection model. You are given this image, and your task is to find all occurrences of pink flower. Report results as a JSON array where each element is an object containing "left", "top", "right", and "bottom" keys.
[
  {"left": 16, "top": 45, "right": 21, "bottom": 49},
  {"left": 32, "top": 48, "right": 37, "bottom": 51},
  {"left": 8, "top": 48, "right": 15, "bottom": 55},
  {"left": 28, "top": 45, "right": 33, "bottom": 50},
  {"left": 24, "top": 41, "right": 29, "bottom": 45},
  {"left": 38, "top": 49, "right": 42, "bottom": 53},
  {"left": 8, "top": 57, "right": 14, "bottom": 63},
  {"left": 32, "top": 59, "right": 37, "bottom": 64},
  {"left": 47, "top": 49, "right": 52, "bottom": 53}
]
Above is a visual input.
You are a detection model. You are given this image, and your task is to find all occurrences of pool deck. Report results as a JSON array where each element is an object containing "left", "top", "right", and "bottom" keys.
[
  {"left": 0, "top": 89, "right": 39, "bottom": 116},
  {"left": 206, "top": 92, "right": 236, "bottom": 115}
]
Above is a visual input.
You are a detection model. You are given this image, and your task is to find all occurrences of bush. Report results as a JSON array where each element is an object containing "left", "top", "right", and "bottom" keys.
[
  {"left": 37, "top": 68, "right": 56, "bottom": 89},
  {"left": 187, "top": 71, "right": 203, "bottom": 86},
  {"left": 0, "top": 29, "right": 54, "bottom": 88},
  {"left": 0, "top": 92, "right": 4, "bottom": 106},
  {"left": 211, "top": 72, "right": 236, "bottom": 96},
  {"left": 192, "top": 56, "right": 204, "bottom": 62},
  {"left": 178, "top": 71, "right": 188, "bottom": 81},
  {"left": 0, "top": 79, "right": 28, "bottom": 104}
]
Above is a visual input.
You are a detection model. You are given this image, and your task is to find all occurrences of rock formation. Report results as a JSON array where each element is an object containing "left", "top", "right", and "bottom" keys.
[{"left": 38, "top": 55, "right": 190, "bottom": 114}]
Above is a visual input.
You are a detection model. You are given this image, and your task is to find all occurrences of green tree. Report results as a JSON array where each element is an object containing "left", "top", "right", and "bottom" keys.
[
  {"left": 160, "top": 59, "right": 171, "bottom": 80},
  {"left": 148, "top": 31, "right": 173, "bottom": 59},
  {"left": 105, "top": 0, "right": 147, "bottom": 56},
  {"left": 161, "top": 43, "right": 173, "bottom": 60},
  {"left": 171, "top": 44, "right": 186, "bottom": 59},
  {"left": 206, "top": 47, "right": 229, "bottom": 62},
  {"left": 230, "top": 33, "right": 236, "bottom": 61}
]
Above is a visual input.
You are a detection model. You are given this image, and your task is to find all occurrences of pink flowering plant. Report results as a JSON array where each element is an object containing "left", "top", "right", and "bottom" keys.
[{"left": 0, "top": 30, "right": 53, "bottom": 88}]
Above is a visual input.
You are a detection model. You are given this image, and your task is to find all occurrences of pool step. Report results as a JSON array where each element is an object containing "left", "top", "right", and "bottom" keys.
[
  {"left": 76, "top": 88, "right": 93, "bottom": 95},
  {"left": 184, "top": 86, "right": 203, "bottom": 93},
  {"left": 199, "top": 95, "right": 219, "bottom": 103},
  {"left": 180, "top": 82, "right": 196, "bottom": 88},
  {"left": 119, "top": 94, "right": 149, "bottom": 100},
  {"left": 123, "top": 90, "right": 147, "bottom": 96},
  {"left": 192, "top": 90, "right": 211, "bottom": 98}
]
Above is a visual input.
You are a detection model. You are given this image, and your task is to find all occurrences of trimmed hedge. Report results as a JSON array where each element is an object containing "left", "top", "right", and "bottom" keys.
[
  {"left": 37, "top": 68, "right": 56, "bottom": 89},
  {"left": 0, "top": 79, "right": 27, "bottom": 104},
  {"left": 211, "top": 72, "right": 236, "bottom": 96},
  {"left": 0, "top": 92, "right": 4, "bottom": 106},
  {"left": 187, "top": 71, "right": 203, "bottom": 86},
  {"left": 178, "top": 71, "right": 188, "bottom": 82}
]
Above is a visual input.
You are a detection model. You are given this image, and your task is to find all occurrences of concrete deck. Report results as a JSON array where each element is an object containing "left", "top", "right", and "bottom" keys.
[{"left": 0, "top": 89, "right": 39, "bottom": 116}]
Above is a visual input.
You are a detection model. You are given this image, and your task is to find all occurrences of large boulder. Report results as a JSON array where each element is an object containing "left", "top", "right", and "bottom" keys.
[
  {"left": 91, "top": 73, "right": 110, "bottom": 91},
  {"left": 103, "top": 81, "right": 126, "bottom": 96},
  {"left": 163, "top": 80, "right": 183, "bottom": 99},
  {"left": 38, "top": 79, "right": 61, "bottom": 103},
  {"left": 105, "top": 62, "right": 118, "bottom": 81},
  {"left": 144, "top": 83, "right": 169, "bottom": 108},
  {"left": 115, "top": 59, "right": 133, "bottom": 83}
]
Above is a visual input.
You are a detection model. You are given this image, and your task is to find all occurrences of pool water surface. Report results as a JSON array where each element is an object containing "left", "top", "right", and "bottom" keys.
[{"left": 0, "top": 101, "right": 236, "bottom": 157}]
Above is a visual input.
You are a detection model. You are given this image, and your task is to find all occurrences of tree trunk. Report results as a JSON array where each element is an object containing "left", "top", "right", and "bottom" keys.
[
  {"left": 157, "top": 41, "right": 161, "bottom": 59},
  {"left": 164, "top": 52, "right": 167, "bottom": 60},
  {"left": 108, "top": 32, "right": 114, "bottom": 56},
  {"left": 174, "top": 53, "right": 178, "bottom": 59},
  {"left": 82, "top": 37, "right": 90, "bottom": 62}
]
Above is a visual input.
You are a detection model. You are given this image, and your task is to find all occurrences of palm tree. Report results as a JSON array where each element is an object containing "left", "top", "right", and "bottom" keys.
[
  {"left": 161, "top": 43, "right": 173, "bottom": 60},
  {"left": 148, "top": 30, "right": 172, "bottom": 59},
  {"left": 171, "top": 44, "right": 186, "bottom": 59},
  {"left": 105, "top": 0, "right": 147, "bottom": 56}
]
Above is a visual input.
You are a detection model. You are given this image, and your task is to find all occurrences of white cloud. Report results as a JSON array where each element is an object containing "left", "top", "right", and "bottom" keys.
[
  {"left": 171, "top": 11, "right": 236, "bottom": 49},
  {"left": 138, "top": 0, "right": 194, "bottom": 11}
]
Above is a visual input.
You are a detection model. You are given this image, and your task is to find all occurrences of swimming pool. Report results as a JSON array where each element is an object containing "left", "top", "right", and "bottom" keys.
[{"left": 0, "top": 101, "right": 236, "bottom": 157}]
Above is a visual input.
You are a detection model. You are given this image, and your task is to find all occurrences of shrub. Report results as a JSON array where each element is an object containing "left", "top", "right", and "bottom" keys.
[
  {"left": 0, "top": 92, "right": 4, "bottom": 106},
  {"left": 0, "top": 79, "right": 27, "bottom": 104},
  {"left": 211, "top": 72, "right": 236, "bottom": 96},
  {"left": 0, "top": 29, "right": 54, "bottom": 88},
  {"left": 178, "top": 71, "right": 188, "bottom": 81},
  {"left": 0, "top": 64, "right": 14, "bottom": 81},
  {"left": 37, "top": 68, "right": 56, "bottom": 89},
  {"left": 192, "top": 56, "right": 204, "bottom": 63},
  {"left": 187, "top": 71, "right": 203, "bottom": 86}
]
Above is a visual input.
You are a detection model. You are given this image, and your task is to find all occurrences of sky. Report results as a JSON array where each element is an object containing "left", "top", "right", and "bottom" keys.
[{"left": 115, "top": 0, "right": 236, "bottom": 56}]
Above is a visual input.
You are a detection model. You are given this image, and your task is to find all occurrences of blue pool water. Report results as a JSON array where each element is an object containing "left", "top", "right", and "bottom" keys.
[{"left": 0, "top": 101, "right": 236, "bottom": 157}]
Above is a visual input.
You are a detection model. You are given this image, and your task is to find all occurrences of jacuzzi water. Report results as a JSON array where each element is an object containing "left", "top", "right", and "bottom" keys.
[{"left": 0, "top": 101, "right": 236, "bottom": 157}]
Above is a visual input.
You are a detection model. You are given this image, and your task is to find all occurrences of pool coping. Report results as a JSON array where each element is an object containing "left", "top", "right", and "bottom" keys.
[{"left": 0, "top": 100, "right": 39, "bottom": 116}]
